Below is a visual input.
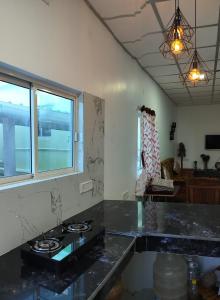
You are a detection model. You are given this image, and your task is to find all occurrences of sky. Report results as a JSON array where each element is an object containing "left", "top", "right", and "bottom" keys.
[{"left": 0, "top": 81, "right": 72, "bottom": 113}]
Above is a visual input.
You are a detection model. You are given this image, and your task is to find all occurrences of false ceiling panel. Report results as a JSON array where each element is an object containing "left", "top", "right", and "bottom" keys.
[
  {"left": 215, "top": 95, "right": 220, "bottom": 102},
  {"left": 87, "top": 0, "right": 220, "bottom": 106},
  {"left": 196, "top": 27, "right": 218, "bottom": 48},
  {"left": 146, "top": 65, "right": 179, "bottom": 76},
  {"left": 87, "top": 0, "right": 145, "bottom": 17},
  {"left": 139, "top": 53, "right": 173, "bottom": 67},
  {"left": 215, "top": 85, "right": 220, "bottom": 91},
  {"left": 189, "top": 86, "right": 213, "bottom": 93},
  {"left": 156, "top": 74, "right": 181, "bottom": 84},
  {"left": 192, "top": 98, "right": 212, "bottom": 104},
  {"left": 166, "top": 89, "right": 187, "bottom": 95},
  {"left": 160, "top": 81, "right": 186, "bottom": 89},
  {"left": 125, "top": 33, "right": 164, "bottom": 57},
  {"left": 105, "top": 5, "right": 160, "bottom": 41}
]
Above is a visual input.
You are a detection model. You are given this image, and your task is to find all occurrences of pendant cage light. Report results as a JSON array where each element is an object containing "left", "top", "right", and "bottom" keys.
[
  {"left": 159, "top": 0, "right": 194, "bottom": 59},
  {"left": 181, "top": 50, "right": 212, "bottom": 86},
  {"left": 181, "top": 0, "right": 212, "bottom": 86}
]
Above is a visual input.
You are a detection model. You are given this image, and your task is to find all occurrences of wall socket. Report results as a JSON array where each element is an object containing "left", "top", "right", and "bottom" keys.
[
  {"left": 80, "top": 180, "right": 93, "bottom": 194},
  {"left": 122, "top": 191, "right": 129, "bottom": 200}
]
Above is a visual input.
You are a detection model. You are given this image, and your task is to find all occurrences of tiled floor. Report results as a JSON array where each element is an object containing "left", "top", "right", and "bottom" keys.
[{"left": 122, "top": 289, "right": 155, "bottom": 299}]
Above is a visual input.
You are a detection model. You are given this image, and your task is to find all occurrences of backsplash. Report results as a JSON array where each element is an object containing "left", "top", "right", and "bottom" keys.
[{"left": 0, "top": 92, "right": 104, "bottom": 255}]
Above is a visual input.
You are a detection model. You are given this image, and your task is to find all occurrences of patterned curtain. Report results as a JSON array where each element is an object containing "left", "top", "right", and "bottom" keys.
[{"left": 136, "top": 109, "right": 161, "bottom": 196}]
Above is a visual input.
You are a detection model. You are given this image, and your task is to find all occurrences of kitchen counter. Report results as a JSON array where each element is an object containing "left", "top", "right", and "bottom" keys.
[
  {"left": 0, "top": 234, "right": 135, "bottom": 300},
  {"left": 103, "top": 200, "right": 220, "bottom": 241},
  {"left": 1, "top": 200, "right": 220, "bottom": 300}
]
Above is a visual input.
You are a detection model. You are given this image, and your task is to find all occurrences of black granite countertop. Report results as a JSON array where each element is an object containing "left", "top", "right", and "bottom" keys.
[
  {"left": 103, "top": 200, "right": 220, "bottom": 241},
  {"left": 0, "top": 234, "right": 135, "bottom": 300},
  {"left": 1, "top": 200, "right": 220, "bottom": 300}
]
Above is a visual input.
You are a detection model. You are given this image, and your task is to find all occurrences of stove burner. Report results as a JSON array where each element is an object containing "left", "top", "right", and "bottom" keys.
[
  {"left": 32, "top": 238, "right": 62, "bottom": 253},
  {"left": 67, "top": 223, "right": 91, "bottom": 233}
]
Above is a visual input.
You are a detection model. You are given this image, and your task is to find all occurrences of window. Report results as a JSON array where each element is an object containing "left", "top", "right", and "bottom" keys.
[
  {"left": 37, "top": 90, "right": 73, "bottom": 172},
  {"left": 0, "top": 79, "right": 31, "bottom": 178},
  {"left": 0, "top": 73, "right": 79, "bottom": 184}
]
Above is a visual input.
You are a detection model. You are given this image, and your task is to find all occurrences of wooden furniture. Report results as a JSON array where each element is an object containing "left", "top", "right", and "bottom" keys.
[
  {"left": 180, "top": 168, "right": 194, "bottom": 179},
  {"left": 161, "top": 158, "right": 193, "bottom": 183},
  {"left": 194, "top": 169, "right": 220, "bottom": 178},
  {"left": 161, "top": 158, "right": 182, "bottom": 181},
  {"left": 143, "top": 185, "right": 181, "bottom": 202},
  {"left": 186, "top": 178, "right": 220, "bottom": 204},
  {"left": 148, "top": 157, "right": 220, "bottom": 203},
  {"left": 199, "top": 285, "right": 220, "bottom": 300}
]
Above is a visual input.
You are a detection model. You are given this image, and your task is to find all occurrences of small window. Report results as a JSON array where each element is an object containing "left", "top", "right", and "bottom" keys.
[
  {"left": 37, "top": 90, "right": 74, "bottom": 173},
  {"left": 0, "top": 80, "right": 31, "bottom": 178}
]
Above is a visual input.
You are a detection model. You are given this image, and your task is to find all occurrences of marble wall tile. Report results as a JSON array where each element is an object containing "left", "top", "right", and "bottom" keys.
[{"left": 0, "top": 93, "right": 105, "bottom": 255}]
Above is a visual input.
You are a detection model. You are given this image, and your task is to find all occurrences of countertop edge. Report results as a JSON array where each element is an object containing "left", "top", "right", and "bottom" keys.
[{"left": 88, "top": 236, "right": 136, "bottom": 300}]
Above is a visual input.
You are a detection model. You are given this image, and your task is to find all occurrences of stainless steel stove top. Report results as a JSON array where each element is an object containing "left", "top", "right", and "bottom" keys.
[
  {"left": 31, "top": 238, "right": 62, "bottom": 254},
  {"left": 66, "top": 223, "right": 91, "bottom": 233},
  {"left": 21, "top": 219, "right": 105, "bottom": 273}
]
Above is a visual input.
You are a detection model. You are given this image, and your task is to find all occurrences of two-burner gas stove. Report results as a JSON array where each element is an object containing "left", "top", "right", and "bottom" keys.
[{"left": 21, "top": 219, "right": 105, "bottom": 274}]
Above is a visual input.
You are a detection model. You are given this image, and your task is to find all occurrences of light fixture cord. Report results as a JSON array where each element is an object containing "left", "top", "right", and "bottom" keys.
[{"left": 195, "top": 0, "right": 197, "bottom": 50}]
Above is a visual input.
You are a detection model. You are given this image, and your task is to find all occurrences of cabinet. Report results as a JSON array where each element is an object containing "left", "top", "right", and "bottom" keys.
[{"left": 186, "top": 178, "right": 220, "bottom": 204}]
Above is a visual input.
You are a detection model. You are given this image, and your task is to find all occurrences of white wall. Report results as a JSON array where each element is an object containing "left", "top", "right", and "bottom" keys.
[
  {"left": 0, "top": 0, "right": 175, "bottom": 201},
  {"left": 0, "top": 0, "right": 176, "bottom": 254},
  {"left": 177, "top": 104, "right": 220, "bottom": 169}
]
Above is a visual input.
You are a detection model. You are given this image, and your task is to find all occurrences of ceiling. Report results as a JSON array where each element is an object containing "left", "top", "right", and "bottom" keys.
[{"left": 86, "top": 0, "right": 220, "bottom": 106}]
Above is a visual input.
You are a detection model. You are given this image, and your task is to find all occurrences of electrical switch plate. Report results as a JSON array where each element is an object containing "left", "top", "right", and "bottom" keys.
[{"left": 80, "top": 180, "right": 93, "bottom": 194}]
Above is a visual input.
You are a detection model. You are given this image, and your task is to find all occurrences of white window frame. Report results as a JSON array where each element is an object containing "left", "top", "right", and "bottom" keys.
[{"left": 0, "top": 73, "right": 80, "bottom": 186}]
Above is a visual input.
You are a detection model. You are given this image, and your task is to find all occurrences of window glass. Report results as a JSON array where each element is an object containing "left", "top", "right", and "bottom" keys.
[
  {"left": 37, "top": 90, "right": 73, "bottom": 172},
  {"left": 0, "top": 81, "right": 31, "bottom": 177}
]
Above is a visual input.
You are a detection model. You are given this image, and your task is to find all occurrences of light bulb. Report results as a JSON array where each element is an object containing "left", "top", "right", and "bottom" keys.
[
  {"left": 177, "top": 26, "right": 184, "bottom": 38},
  {"left": 189, "top": 68, "right": 200, "bottom": 81},
  {"left": 170, "top": 39, "right": 184, "bottom": 55},
  {"left": 199, "top": 73, "right": 205, "bottom": 80}
]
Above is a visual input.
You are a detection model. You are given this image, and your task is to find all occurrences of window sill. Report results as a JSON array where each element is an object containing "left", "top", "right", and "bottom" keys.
[{"left": 0, "top": 170, "right": 82, "bottom": 192}]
